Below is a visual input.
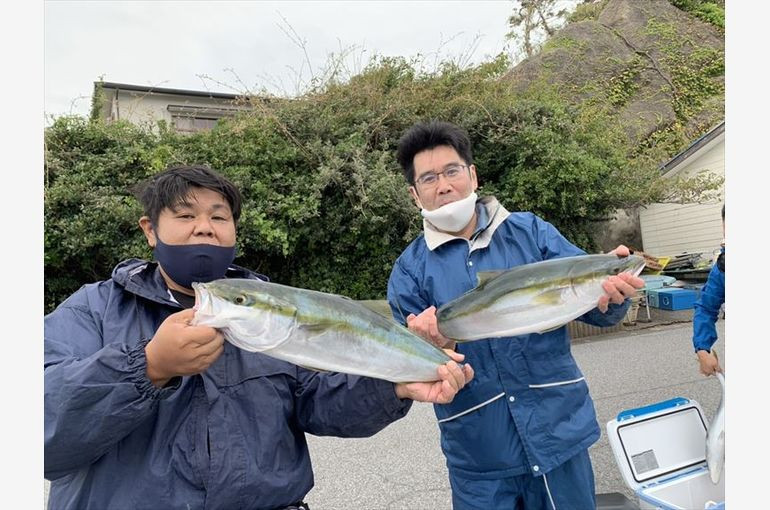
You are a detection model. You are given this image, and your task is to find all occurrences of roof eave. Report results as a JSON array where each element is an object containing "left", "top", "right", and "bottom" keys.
[
  {"left": 659, "top": 121, "right": 725, "bottom": 175},
  {"left": 94, "top": 81, "right": 244, "bottom": 100}
]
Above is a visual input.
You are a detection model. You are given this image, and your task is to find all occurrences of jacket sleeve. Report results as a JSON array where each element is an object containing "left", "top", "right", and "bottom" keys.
[
  {"left": 387, "top": 259, "right": 429, "bottom": 326},
  {"left": 44, "top": 290, "right": 179, "bottom": 480},
  {"left": 531, "top": 214, "right": 631, "bottom": 326},
  {"left": 692, "top": 263, "right": 725, "bottom": 352},
  {"left": 293, "top": 369, "right": 412, "bottom": 437},
  {"left": 578, "top": 300, "right": 631, "bottom": 327}
]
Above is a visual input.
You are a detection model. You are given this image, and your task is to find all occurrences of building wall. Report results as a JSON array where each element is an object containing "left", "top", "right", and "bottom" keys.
[
  {"left": 98, "top": 87, "right": 245, "bottom": 131},
  {"left": 639, "top": 136, "right": 724, "bottom": 260}
]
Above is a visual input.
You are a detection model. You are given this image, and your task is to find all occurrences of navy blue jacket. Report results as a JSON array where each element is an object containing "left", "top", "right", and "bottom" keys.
[
  {"left": 387, "top": 198, "right": 629, "bottom": 482},
  {"left": 45, "top": 258, "right": 411, "bottom": 510},
  {"left": 693, "top": 247, "right": 726, "bottom": 352}
]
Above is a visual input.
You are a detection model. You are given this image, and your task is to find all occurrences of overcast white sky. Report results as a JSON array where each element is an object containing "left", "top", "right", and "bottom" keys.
[{"left": 44, "top": 1, "right": 519, "bottom": 119}]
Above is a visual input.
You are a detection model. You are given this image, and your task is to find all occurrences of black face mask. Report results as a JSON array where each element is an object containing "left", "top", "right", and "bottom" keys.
[{"left": 153, "top": 237, "right": 236, "bottom": 289}]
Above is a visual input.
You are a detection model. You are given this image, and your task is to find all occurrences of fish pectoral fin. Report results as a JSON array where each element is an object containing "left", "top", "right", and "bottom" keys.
[
  {"left": 356, "top": 299, "right": 394, "bottom": 318},
  {"left": 299, "top": 323, "right": 329, "bottom": 333},
  {"left": 476, "top": 270, "right": 506, "bottom": 287},
  {"left": 298, "top": 319, "right": 343, "bottom": 334},
  {"left": 532, "top": 287, "right": 566, "bottom": 306}
]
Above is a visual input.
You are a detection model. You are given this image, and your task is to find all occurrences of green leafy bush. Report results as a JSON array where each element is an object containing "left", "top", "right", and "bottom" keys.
[
  {"left": 45, "top": 53, "right": 721, "bottom": 311},
  {"left": 670, "top": 0, "right": 724, "bottom": 30}
]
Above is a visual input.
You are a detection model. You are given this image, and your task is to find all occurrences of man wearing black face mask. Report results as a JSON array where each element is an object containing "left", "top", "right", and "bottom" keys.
[{"left": 44, "top": 165, "right": 472, "bottom": 510}]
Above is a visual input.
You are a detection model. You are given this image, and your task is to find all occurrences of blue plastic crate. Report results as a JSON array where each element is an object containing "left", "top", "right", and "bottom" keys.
[
  {"left": 641, "top": 275, "right": 676, "bottom": 290},
  {"left": 646, "top": 289, "right": 661, "bottom": 308},
  {"left": 652, "top": 288, "right": 698, "bottom": 310}
]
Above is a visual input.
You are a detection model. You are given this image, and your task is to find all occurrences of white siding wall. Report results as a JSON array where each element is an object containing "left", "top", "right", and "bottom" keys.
[
  {"left": 639, "top": 136, "right": 724, "bottom": 260},
  {"left": 114, "top": 90, "right": 239, "bottom": 125},
  {"left": 98, "top": 88, "right": 243, "bottom": 128}
]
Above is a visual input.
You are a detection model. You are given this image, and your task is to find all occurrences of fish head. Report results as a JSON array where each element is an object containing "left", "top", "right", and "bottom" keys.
[{"left": 192, "top": 278, "right": 298, "bottom": 351}]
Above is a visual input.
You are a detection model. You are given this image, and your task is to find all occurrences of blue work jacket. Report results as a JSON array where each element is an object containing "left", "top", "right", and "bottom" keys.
[
  {"left": 45, "top": 258, "right": 411, "bottom": 510},
  {"left": 693, "top": 247, "right": 725, "bottom": 352},
  {"left": 387, "top": 197, "right": 629, "bottom": 481}
]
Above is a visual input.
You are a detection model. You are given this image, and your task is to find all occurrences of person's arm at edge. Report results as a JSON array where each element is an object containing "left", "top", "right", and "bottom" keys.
[{"left": 693, "top": 262, "right": 725, "bottom": 375}]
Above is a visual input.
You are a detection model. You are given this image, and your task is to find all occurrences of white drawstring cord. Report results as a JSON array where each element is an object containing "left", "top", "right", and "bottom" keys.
[{"left": 542, "top": 472, "right": 557, "bottom": 510}]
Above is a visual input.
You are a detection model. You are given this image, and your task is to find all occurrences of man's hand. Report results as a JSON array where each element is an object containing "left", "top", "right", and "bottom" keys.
[
  {"left": 407, "top": 306, "right": 455, "bottom": 350},
  {"left": 145, "top": 309, "right": 225, "bottom": 387},
  {"left": 597, "top": 244, "right": 646, "bottom": 313},
  {"left": 697, "top": 349, "right": 723, "bottom": 376},
  {"left": 395, "top": 350, "right": 474, "bottom": 404}
]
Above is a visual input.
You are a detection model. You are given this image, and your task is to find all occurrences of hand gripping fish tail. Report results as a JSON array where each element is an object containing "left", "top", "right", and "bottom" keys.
[{"left": 706, "top": 372, "right": 725, "bottom": 484}]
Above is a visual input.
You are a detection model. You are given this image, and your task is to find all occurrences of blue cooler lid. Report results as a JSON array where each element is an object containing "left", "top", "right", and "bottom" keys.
[{"left": 606, "top": 397, "right": 709, "bottom": 492}]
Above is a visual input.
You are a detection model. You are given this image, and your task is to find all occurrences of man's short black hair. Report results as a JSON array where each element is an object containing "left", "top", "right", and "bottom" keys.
[
  {"left": 132, "top": 165, "right": 243, "bottom": 226},
  {"left": 396, "top": 121, "right": 473, "bottom": 185}
]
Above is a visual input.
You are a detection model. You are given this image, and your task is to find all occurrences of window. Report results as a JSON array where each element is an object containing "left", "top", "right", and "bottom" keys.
[
  {"left": 167, "top": 105, "right": 243, "bottom": 133},
  {"left": 171, "top": 115, "right": 219, "bottom": 133}
]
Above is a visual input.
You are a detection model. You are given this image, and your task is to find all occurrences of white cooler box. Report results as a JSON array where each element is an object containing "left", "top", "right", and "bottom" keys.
[{"left": 607, "top": 397, "right": 724, "bottom": 510}]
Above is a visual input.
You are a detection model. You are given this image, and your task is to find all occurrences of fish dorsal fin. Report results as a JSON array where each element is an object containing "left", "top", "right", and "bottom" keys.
[
  {"left": 356, "top": 299, "right": 394, "bottom": 319},
  {"left": 338, "top": 294, "right": 396, "bottom": 320},
  {"left": 476, "top": 270, "right": 506, "bottom": 287}
]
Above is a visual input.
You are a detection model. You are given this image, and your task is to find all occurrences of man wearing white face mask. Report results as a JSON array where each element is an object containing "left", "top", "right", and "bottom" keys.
[{"left": 387, "top": 121, "right": 644, "bottom": 510}]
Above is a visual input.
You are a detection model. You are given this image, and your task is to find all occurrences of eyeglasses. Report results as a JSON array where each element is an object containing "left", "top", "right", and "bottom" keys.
[{"left": 414, "top": 164, "right": 470, "bottom": 188}]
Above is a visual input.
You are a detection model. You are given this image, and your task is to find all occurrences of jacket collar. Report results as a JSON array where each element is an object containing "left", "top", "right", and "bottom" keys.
[
  {"left": 110, "top": 258, "right": 268, "bottom": 306},
  {"left": 423, "top": 195, "right": 510, "bottom": 251}
]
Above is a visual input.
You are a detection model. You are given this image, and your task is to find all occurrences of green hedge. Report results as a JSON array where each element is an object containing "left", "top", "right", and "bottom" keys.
[{"left": 44, "top": 55, "right": 718, "bottom": 312}]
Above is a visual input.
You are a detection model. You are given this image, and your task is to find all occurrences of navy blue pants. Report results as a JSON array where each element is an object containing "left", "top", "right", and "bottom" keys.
[{"left": 449, "top": 449, "right": 596, "bottom": 510}]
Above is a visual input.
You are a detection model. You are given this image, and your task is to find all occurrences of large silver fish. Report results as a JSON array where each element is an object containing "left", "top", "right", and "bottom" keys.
[
  {"left": 436, "top": 254, "right": 646, "bottom": 341},
  {"left": 191, "top": 278, "right": 452, "bottom": 383},
  {"left": 706, "top": 372, "right": 725, "bottom": 484}
]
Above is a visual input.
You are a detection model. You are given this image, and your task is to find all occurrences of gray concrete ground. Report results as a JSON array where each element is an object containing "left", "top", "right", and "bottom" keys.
[{"left": 44, "top": 317, "right": 725, "bottom": 509}]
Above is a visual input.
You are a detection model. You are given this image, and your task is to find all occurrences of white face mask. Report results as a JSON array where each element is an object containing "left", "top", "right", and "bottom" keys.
[{"left": 420, "top": 192, "right": 478, "bottom": 233}]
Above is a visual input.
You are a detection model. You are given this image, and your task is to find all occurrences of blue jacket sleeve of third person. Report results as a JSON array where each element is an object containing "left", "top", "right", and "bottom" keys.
[{"left": 692, "top": 262, "right": 725, "bottom": 352}]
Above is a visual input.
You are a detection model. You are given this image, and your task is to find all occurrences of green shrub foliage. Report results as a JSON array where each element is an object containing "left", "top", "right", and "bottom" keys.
[{"left": 45, "top": 54, "right": 719, "bottom": 311}]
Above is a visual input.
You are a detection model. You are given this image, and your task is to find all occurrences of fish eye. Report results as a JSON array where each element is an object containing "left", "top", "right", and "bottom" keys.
[{"left": 234, "top": 295, "right": 247, "bottom": 305}]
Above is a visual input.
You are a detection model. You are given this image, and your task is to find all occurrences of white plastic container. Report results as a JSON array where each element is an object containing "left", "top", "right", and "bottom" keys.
[{"left": 607, "top": 397, "right": 724, "bottom": 510}]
